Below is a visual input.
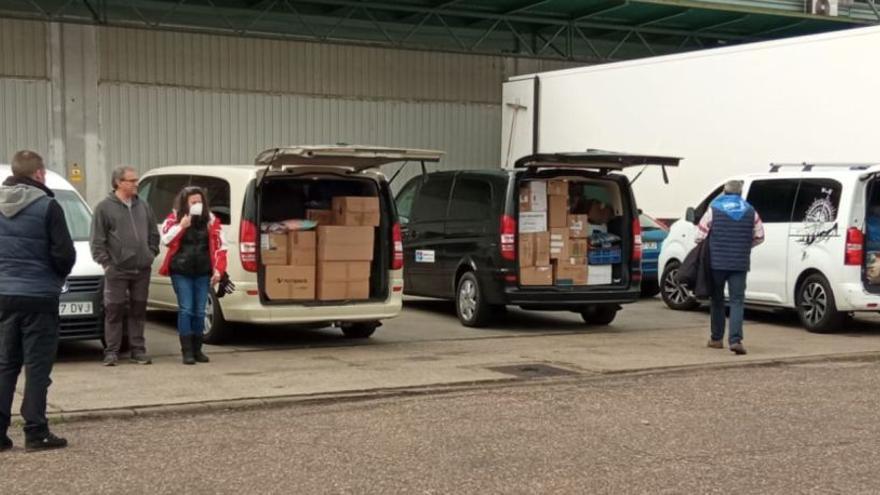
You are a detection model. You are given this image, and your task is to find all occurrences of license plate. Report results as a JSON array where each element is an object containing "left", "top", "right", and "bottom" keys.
[
  {"left": 59, "top": 302, "right": 93, "bottom": 316},
  {"left": 644, "top": 242, "right": 658, "bottom": 250}
]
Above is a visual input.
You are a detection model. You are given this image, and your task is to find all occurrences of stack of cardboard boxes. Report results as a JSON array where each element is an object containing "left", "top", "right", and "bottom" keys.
[
  {"left": 262, "top": 196, "right": 380, "bottom": 301},
  {"left": 518, "top": 180, "right": 589, "bottom": 286}
]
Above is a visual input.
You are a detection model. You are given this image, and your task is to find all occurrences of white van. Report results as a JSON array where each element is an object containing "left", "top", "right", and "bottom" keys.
[
  {"left": 659, "top": 163, "right": 880, "bottom": 333},
  {"left": 139, "top": 146, "right": 443, "bottom": 343},
  {"left": 0, "top": 165, "right": 105, "bottom": 342}
]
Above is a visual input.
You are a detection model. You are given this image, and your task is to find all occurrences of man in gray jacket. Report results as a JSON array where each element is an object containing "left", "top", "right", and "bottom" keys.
[
  {"left": 90, "top": 166, "right": 160, "bottom": 366},
  {"left": 0, "top": 150, "right": 76, "bottom": 451}
]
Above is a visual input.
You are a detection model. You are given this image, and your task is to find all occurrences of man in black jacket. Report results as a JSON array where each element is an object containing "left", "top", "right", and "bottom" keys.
[{"left": 0, "top": 150, "right": 76, "bottom": 452}]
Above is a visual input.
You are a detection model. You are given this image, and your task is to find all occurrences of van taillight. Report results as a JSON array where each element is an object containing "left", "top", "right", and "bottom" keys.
[
  {"left": 845, "top": 227, "right": 864, "bottom": 266},
  {"left": 240, "top": 219, "right": 258, "bottom": 272},
  {"left": 501, "top": 215, "right": 516, "bottom": 262},
  {"left": 392, "top": 222, "right": 404, "bottom": 271},
  {"left": 632, "top": 217, "right": 643, "bottom": 263}
]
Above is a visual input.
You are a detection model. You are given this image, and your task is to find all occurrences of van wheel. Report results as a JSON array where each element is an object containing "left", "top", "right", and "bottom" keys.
[
  {"left": 342, "top": 322, "right": 378, "bottom": 339},
  {"left": 797, "top": 274, "right": 845, "bottom": 333},
  {"left": 456, "top": 272, "right": 491, "bottom": 327},
  {"left": 661, "top": 261, "right": 699, "bottom": 311},
  {"left": 203, "top": 292, "right": 233, "bottom": 345},
  {"left": 581, "top": 305, "right": 618, "bottom": 325}
]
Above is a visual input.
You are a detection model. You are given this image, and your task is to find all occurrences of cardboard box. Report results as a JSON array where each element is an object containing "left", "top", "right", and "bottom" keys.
[
  {"left": 518, "top": 186, "right": 532, "bottom": 213},
  {"left": 264, "top": 265, "right": 316, "bottom": 300},
  {"left": 332, "top": 196, "right": 381, "bottom": 227},
  {"left": 554, "top": 257, "right": 588, "bottom": 286},
  {"left": 307, "top": 209, "right": 334, "bottom": 225},
  {"left": 568, "top": 214, "right": 589, "bottom": 239},
  {"left": 519, "top": 233, "right": 535, "bottom": 268},
  {"left": 548, "top": 195, "right": 569, "bottom": 228},
  {"left": 260, "top": 233, "right": 288, "bottom": 266},
  {"left": 525, "top": 181, "right": 547, "bottom": 212},
  {"left": 317, "top": 261, "right": 371, "bottom": 300},
  {"left": 520, "top": 265, "right": 553, "bottom": 286},
  {"left": 548, "top": 180, "right": 569, "bottom": 197},
  {"left": 569, "top": 239, "right": 589, "bottom": 259},
  {"left": 317, "top": 226, "right": 375, "bottom": 261},
  {"left": 534, "top": 231, "right": 551, "bottom": 266},
  {"left": 550, "top": 228, "right": 569, "bottom": 260},
  {"left": 519, "top": 212, "right": 548, "bottom": 234},
  {"left": 287, "top": 231, "right": 316, "bottom": 266},
  {"left": 587, "top": 264, "right": 613, "bottom": 286}
]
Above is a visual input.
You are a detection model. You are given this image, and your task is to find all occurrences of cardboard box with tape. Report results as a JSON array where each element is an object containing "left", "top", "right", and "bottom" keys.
[
  {"left": 554, "top": 257, "right": 588, "bottom": 286},
  {"left": 332, "top": 196, "right": 380, "bottom": 227},
  {"left": 317, "top": 261, "right": 371, "bottom": 300},
  {"left": 307, "top": 209, "right": 334, "bottom": 226},
  {"left": 520, "top": 265, "right": 553, "bottom": 286},
  {"left": 317, "top": 226, "right": 375, "bottom": 261},
  {"left": 287, "top": 231, "right": 316, "bottom": 266},
  {"left": 265, "top": 265, "right": 316, "bottom": 300},
  {"left": 550, "top": 227, "right": 570, "bottom": 260},
  {"left": 260, "top": 233, "right": 288, "bottom": 266},
  {"left": 568, "top": 214, "right": 589, "bottom": 239}
]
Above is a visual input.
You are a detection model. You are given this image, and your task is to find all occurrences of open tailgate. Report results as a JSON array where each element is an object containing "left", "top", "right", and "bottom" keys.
[
  {"left": 514, "top": 150, "right": 681, "bottom": 170},
  {"left": 255, "top": 145, "right": 444, "bottom": 175}
]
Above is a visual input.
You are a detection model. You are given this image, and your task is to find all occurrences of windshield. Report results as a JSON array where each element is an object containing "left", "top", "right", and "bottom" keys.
[
  {"left": 640, "top": 214, "right": 667, "bottom": 232},
  {"left": 55, "top": 190, "right": 92, "bottom": 241}
]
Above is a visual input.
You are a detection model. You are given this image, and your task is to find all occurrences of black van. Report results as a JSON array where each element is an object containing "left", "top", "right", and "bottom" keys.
[{"left": 395, "top": 151, "right": 680, "bottom": 327}]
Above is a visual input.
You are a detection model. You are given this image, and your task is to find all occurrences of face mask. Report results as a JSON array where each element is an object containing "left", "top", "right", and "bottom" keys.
[{"left": 189, "top": 202, "right": 204, "bottom": 217}]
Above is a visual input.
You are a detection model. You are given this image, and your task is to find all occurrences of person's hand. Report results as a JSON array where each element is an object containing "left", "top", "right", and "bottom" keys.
[
  {"left": 211, "top": 270, "right": 221, "bottom": 286},
  {"left": 179, "top": 214, "right": 192, "bottom": 229}
]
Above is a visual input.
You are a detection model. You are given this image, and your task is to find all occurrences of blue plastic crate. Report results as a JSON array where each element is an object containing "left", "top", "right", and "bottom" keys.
[{"left": 589, "top": 248, "right": 622, "bottom": 265}]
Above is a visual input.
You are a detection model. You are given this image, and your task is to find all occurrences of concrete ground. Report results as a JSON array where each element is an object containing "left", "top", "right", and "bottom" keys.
[
  {"left": 10, "top": 297, "right": 880, "bottom": 421},
  {"left": 2, "top": 361, "right": 879, "bottom": 494}
]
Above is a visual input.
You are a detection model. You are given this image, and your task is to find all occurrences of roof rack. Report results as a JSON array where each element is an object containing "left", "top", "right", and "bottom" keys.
[{"left": 768, "top": 163, "right": 879, "bottom": 173}]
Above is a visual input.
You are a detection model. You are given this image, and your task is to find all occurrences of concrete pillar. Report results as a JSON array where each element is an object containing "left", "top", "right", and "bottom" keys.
[{"left": 48, "top": 22, "right": 106, "bottom": 206}]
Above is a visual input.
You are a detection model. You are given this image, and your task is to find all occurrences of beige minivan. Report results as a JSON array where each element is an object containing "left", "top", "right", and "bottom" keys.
[{"left": 139, "top": 146, "right": 443, "bottom": 343}]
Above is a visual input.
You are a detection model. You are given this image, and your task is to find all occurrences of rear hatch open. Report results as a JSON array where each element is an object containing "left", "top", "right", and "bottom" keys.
[
  {"left": 513, "top": 151, "right": 680, "bottom": 291},
  {"left": 253, "top": 146, "right": 443, "bottom": 306}
]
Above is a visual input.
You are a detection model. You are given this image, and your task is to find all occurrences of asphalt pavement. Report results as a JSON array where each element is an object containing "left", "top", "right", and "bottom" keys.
[{"left": 2, "top": 361, "right": 878, "bottom": 494}]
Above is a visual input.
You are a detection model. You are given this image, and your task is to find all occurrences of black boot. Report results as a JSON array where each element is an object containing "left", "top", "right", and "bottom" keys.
[
  {"left": 25, "top": 431, "right": 67, "bottom": 451},
  {"left": 179, "top": 336, "right": 196, "bottom": 365},
  {"left": 192, "top": 334, "right": 210, "bottom": 363}
]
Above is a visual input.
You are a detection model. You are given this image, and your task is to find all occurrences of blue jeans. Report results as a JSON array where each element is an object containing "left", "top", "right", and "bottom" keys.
[
  {"left": 170, "top": 275, "right": 211, "bottom": 337},
  {"left": 710, "top": 270, "right": 747, "bottom": 345}
]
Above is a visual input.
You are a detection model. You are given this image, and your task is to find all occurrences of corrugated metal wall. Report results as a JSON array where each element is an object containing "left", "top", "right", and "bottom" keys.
[
  {"left": 0, "top": 79, "right": 51, "bottom": 162},
  {"left": 100, "top": 83, "right": 499, "bottom": 186},
  {"left": 0, "top": 19, "right": 50, "bottom": 164},
  {"left": 0, "top": 19, "right": 47, "bottom": 79}
]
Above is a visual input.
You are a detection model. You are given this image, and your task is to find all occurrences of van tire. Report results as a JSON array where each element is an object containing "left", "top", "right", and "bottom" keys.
[
  {"left": 796, "top": 274, "right": 845, "bottom": 333},
  {"left": 342, "top": 322, "right": 378, "bottom": 339},
  {"left": 661, "top": 261, "right": 699, "bottom": 311},
  {"left": 581, "top": 305, "right": 618, "bottom": 325},
  {"left": 456, "top": 272, "right": 491, "bottom": 327},
  {"left": 203, "top": 292, "right": 233, "bottom": 345}
]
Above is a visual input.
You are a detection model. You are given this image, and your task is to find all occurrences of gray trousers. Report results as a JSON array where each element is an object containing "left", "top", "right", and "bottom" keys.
[
  {"left": 0, "top": 310, "right": 59, "bottom": 437},
  {"left": 104, "top": 268, "right": 151, "bottom": 357}
]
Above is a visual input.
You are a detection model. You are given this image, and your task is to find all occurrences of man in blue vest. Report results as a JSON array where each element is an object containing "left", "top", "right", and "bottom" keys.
[
  {"left": 0, "top": 150, "right": 76, "bottom": 451},
  {"left": 695, "top": 180, "right": 765, "bottom": 355}
]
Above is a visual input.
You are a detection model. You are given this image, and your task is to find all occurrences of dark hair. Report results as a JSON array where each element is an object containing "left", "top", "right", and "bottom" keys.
[{"left": 174, "top": 186, "right": 210, "bottom": 223}]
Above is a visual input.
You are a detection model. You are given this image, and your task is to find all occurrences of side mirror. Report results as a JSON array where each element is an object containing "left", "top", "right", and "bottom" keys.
[{"left": 685, "top": 207, "right": 696, "bottom": 224}]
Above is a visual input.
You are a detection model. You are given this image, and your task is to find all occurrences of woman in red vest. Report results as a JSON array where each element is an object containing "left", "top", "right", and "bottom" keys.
[{"left": 160, "top": 186, "right": 228, "bottom": 365}]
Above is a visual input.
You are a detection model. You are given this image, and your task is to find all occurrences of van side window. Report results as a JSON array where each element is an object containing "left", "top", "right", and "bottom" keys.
[
  {"left": 746, "top": 180, "right": 799, "bottom": 223},
  {"left": 190, "top": 175, "right": 232, "bottom": 225},
  {"left": 149, "top": 175, "right": 191, "bottom": 221},
  {"left": 791, "top": 179, "right": 842, "bottom": 223},
  {"left": 411, "top": 176, "right": 453, "bottom": 223},
  {"left": 694, "top": 186, "right": 724, "bottom": 221},
  {"left": 449, "top": 178, "right": 492, "bottom": 221},
  {"left": 395, "top": 178, "right": 421, "bottom": 225}
]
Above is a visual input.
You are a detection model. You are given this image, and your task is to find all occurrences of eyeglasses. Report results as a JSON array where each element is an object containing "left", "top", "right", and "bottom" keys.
[{"left": 120, "top": 178, "right": 139, "bottom": 184}]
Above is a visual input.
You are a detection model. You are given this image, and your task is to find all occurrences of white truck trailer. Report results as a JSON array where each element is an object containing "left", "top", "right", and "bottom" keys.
[{"left": 501, "top": 25, "right": 880, "bottom": 220}]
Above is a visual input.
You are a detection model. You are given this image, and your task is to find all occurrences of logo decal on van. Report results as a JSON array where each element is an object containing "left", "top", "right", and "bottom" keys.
[
  {"left": 415, "top": 250, "right": 435, "bottom": 263},
  {"left": 798, "top": 190, "right": 838, "bottom": 247}
]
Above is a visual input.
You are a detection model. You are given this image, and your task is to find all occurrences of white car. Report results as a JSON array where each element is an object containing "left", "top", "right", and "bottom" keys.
[
  {"left": 0, "top": 165, "right": 105, "bottom": 342},
  {"left": 139, "top": 145, "right": 443, "bottom": 343},
  {"left": 659, "top": 163, "right": 880, "bottom": 333}
]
